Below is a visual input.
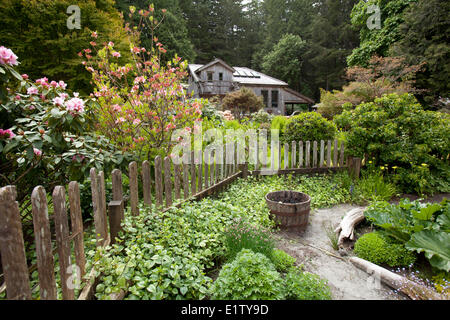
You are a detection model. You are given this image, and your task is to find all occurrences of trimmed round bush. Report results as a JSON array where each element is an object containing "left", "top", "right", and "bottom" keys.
[
  {"left": 284, "top": 267, "right": 332, "bottom": 300},
  {"left": 210, "top": 249, "right": 285, "bottom": 300},
  {"left": 283, "top": 112, "right": 336, "bottom": 143},
  {"left": 271, "top": 249, "right": 296, "bottom": 272},
  {"left": 354, "top": 232, "right": 416, "bottom": 267}
]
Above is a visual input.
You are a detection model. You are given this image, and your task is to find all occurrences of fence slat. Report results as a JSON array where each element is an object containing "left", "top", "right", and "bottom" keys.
[
  {"left": 98, "top": 171, "right": 107, "bottom": 236},
  {"left": 129, "top": 162, "right": 139, "bottom": 216},
  {"left": 313, "top": 141, "right": 318, "bottom": 168},
  {"left": 0, "top": 186, "right": 32, "bottom": 300},
  {"left": 204, "top": 153, "right": 209, "bottom": 189},
  {"left": 164, "top": 156, "right": 173, "bottom": 207},
  {"left": 327, "top": 140, "right": 332, "bottom": 168},
  {"left": 333, "top": 139, "right": 338, "bottom": 167},
  {"left": 174, "top": 164, "right": 181, "bottom": 200},
  {"left": 31, "top": 186, "right": 57, "bottom": 300},
  {"left": 68, "top": 182, "right": 86, "bottom": 283},
  {"left": 340, "top": 142, "right": 345, "bottom": 167},
  {"left": 197, "top": 150, "right": 203, "bottom": 192},
  {"left": 190, "top": 151, "right": 196, "bottom": 195},
  {"left": 90, "top": 169, "right": 107, "bottom": 246},
  {"left": 53, "top": 186, "right": 75, "bottom": 300},
  {"left": 183, "top": 164, "right": 190, "bottom": 199},
  {"left": 284, "top": 143, "right": 289, "bottom": 169},
  {"left": 111, "top": 169, "right": 124, "bottom": 219},
  {"left": 108, "top": 200, "right": 123, "bottom": 245},
  {"left": 155, "top": 156, "right": 163, "bottom": 208},
  {"left": 142, "top": 160, "right": 152, "bottom": 207},
  {"left": 299, "top": 141, "right": 304, "bottom": 168},
  {"left": 291, "top": 141, "right": 297, "bottom": 168},
  {"left": 305, "top": 141, "right": 310, "bottom": 167},
  {"left": 320, "top": 140, "right": 325, "bottom": 168}
]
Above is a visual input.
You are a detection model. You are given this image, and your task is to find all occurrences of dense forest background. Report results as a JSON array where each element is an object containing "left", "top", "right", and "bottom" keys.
[{"left": 0, "top": 0, "right": 448, "bottom": 105}]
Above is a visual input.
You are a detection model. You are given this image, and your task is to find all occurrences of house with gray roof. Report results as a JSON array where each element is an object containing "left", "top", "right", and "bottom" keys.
[{"left": 187, "top": 58, "right": 314, "bottom": 116}]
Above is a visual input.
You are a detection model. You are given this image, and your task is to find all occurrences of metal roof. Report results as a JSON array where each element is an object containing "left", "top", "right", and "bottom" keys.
[{"left": 189, "top": 64, "right": 288, "bottom": 87}]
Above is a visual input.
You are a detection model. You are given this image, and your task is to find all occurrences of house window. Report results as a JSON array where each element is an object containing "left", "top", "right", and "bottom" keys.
[
  {"left": 207, "top": 72, "right": 214, "bottom": 81},
  {"left": 271, "top": 90, "right": 279, "bottom": 108},
  {"left": 219, "top": 72, "right": 223, "bottom": 81},
  {"left": 261, "top": 90, "right": 269, "bottom": 107}
]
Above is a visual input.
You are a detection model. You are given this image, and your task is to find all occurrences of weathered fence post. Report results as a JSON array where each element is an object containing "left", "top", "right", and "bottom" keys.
[
  {"left": 0, "top": 186, "right": 32, "bottom": 300},
  {"left": 53, "top": 186, "right": 75, "bottom": 300},
  {"left": 183, "top": 163, "right": 190, "bottom": 199},
  {"left": 313, "top": 141, "right": 318, "bottom": 168},
  {"left": 111, "top": 169, "right": 125, "bottom": 219},
  {"left": 108, "top": 200, "right": 123, "bottom": 245},
  {"left": 174, "top": 163, "right": 181, "bottom": 201},
  {"left": 320, "top": 140, "right": 325, "bottom": 168},
  {"left": 291, "top": 141, "right": 297, "bottom": 168},
  {"left": 129, "top": 162, "right": 139, "bottom": 216},
  {"left": 327, "top": 140, "right": 332, "bottom": 168},
  {"left": 190, "top": 151, "right": 196, "bottom": 195},
  {"left": 164, "top": 156, "right": 173, "bottom": 207},
  {"left": 155, "top": 156, "right": 163, "bottom": 208},
  {"left": 197, "top": 150, "right": 203, "bottom": 192},
  {"left": 90, "top": 169, "right": 108, "bottom": 246},
  {"left": 299, "top": 141, "right": 304, "bottom": 168},
  {"left": 284, "top": 143, "right": 289, "bottom": 170},
  {"left": 31, "top": 186, "right": 57, "bottom": 300},
  {"left": 333, "top": 139, "right": 339, "bottom": 167},
  {"left": 68, "top": 182, "right": 86, "bottom": 281},
  {"left": 305, "top": 141, "right": 310, "bottom": 168},
  {"left": 142, "top": 160, "right": 152, "bottom": 208}
]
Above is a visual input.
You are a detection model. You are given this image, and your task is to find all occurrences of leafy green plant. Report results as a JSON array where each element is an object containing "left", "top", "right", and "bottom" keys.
[
  {"left": 271, "top": 249, "right": 296, "bottom": 272},
  {"left": 283, "top": 266, "right": 332, "bottom": 300},
  {"left": 334, "top": 93, "right": 450, "bottom": 194},
  {"left": 223, "top": 218, "right": 275, "bottom": 261},
  {"left": 354, "top": 232, "right": 416, "bottom": 267},
  {"left": 364, "top": 199, "right": 450, "bottom": 271},
  {"left": 210, "top": 249, "right": 285, "bottom": 300},
  {"left": 283, "top": 112, "right": 336, "bottom": 144},
  {"left": 352, "top": 171, "right": 397, "bottom": 204},
  {"left": 271, "top": 115, "right": 291, "bottom": 139}
]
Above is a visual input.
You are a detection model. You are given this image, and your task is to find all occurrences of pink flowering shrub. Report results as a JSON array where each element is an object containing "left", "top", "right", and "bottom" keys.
[
  {"left": 81, "top": 5, "right": 204, "bottom": 159},
  {"left": 0, "top": 46, "right": 131, "bottom": 205}
]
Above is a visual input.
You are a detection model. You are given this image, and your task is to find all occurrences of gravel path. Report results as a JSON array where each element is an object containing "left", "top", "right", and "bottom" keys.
[{"left": 275, "top": 204, "right": 406, "bottom": 300}]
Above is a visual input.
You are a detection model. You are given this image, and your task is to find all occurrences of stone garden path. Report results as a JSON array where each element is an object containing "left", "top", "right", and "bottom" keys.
[{"left": 275, "top": 204, "right": 405, "bottom": 300}]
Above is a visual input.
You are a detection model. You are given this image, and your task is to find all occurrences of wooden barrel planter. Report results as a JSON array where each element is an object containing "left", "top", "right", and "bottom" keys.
[{"left": 265, "top": 191, "right": 311, "bottom": 232}]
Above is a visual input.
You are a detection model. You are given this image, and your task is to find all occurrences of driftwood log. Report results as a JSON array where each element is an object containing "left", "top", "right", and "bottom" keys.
[
  {"left": 335, "top": 207, "right": 366, "bottom": 246},
  {"left": 350, "top": 257, "right": 447, "bottom": 300}
]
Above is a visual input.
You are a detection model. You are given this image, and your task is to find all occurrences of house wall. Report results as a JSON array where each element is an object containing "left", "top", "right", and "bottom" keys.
[{"left": 243, "top": 85, "right": 285, "bottom": 116}]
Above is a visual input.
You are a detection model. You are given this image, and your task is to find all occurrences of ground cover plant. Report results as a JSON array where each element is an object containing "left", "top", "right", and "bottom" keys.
[
  {"left": 88, "top": 173, "right": 349, "bottom": 300},
  {"left": 364, "top": 199, "right": 450, "bottom": 272}
]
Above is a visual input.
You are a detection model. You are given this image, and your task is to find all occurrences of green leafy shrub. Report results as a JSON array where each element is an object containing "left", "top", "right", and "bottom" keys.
[
  {"left": 223, "top": 218, "right": 275, "bottom": 261},
  {"left": 210, "top": 249, "right": 285, "bottom": 300},
  {"left": 283, "top": 267, "right": 332, "bottom": 300},
  {"left": 334, "top": 93, "right": 450, "bottom": 194},
  {"left": 354, "top": 232, "right": 416, "bottom": 267},
  {"left": 283, "top": 112, "right": 336, "bottom": 144},
  {"left": 252, "top": 109, "right": 273, "bottom": 124},
  {"left": 352, "top": 170, "right": 397, "bottom": 204},
  {"left": 271, "top": 249, "right": 296, "bottom": 272},
  {"left": 271, "top": 115, "right": 291, "bottom": 139}
]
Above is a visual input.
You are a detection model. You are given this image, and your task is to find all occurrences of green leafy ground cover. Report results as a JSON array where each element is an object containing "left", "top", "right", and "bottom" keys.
[{"left": 89, "top": 173, "right": 351, "bottom": 300}]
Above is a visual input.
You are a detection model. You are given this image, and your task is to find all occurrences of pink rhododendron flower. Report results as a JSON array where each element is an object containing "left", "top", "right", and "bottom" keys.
[
  {"left": 53, "top": 96, "right": 65, "bottom": 106},
  {"left": 65, "top": 97, "right": 85, "bottom": 115},
  {"left": 108, "top": 41, "right": 114, "bottom": 47},
  {"left": 27, "top": 87, "right": 39, "bottom": 95},
  {"left": 112, "top": 104, "right": 122, "bottom": 112},
  {"left": 0, "top": 46, "right": 18, "bottom": 66},
  {"left": 50, "top": 81, "right": 58, "bottom": 88},
  {"left": 133, "top": 119, "right": 141, "bottom": 125},
  {"left": 21, "top": 74, "right": 28, "bottom": 80},
  {"left": 33, "top": 148, "right": 42, "bottom": 157},
  {"left": 58, "top": 81, "right": 67, "bottom": 90},
  {"left": 91, "top": 31, "right": 98, "bottom": 38},
  {"left": 0, "top": 129, "right": 15, "bottom": 139},
  {"left": 112, "top": 51, "right": 121, "bottom": 58},
  {"left": 36, "top": 77, "right": 49, "bottom": 86},
  {"left": 115, "top": 117, "right": 125, "bottom": 124}
]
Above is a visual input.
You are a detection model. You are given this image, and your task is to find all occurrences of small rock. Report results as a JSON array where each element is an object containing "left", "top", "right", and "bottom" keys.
[{"left": 338, "top": 248, "right": 348, "bottom": 257}]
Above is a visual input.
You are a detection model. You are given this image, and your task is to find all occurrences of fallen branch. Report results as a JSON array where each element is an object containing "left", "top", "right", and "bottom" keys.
[
  {"left": 349, "top": 257, "right": 448, "bottom": 300},
  {"left": 335, "top": 207, "right": 365, "bottom": 246}
]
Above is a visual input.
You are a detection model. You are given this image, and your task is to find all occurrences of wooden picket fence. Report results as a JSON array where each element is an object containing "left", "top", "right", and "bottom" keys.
[{"left": 0, "top": 138, "right": 358, "bottom": 300}]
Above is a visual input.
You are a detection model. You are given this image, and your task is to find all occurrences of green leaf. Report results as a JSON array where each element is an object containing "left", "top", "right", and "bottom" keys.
[
  {"left": 7, "top": 66, "right": 23, "bottom": 81},
  {"left": 3, "top": 140, "right": 19, "bottom": 154},
  {"left": 180, "top": 286, "right": 188, "bottom": 295},
  {"left": 412, "top": 203, "right": 441, "bottom": 221},
  {"left": 406, "top": 230, "right": 450, "bottom": 272}
]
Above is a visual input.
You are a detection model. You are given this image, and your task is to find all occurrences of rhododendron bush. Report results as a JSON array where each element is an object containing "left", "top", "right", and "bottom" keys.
[
  {"left": 82, "top": 5, "right": 204, "bottom": 159},
  {"left": 0, "top": 48, "right": 130, "bottom": 204}
]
